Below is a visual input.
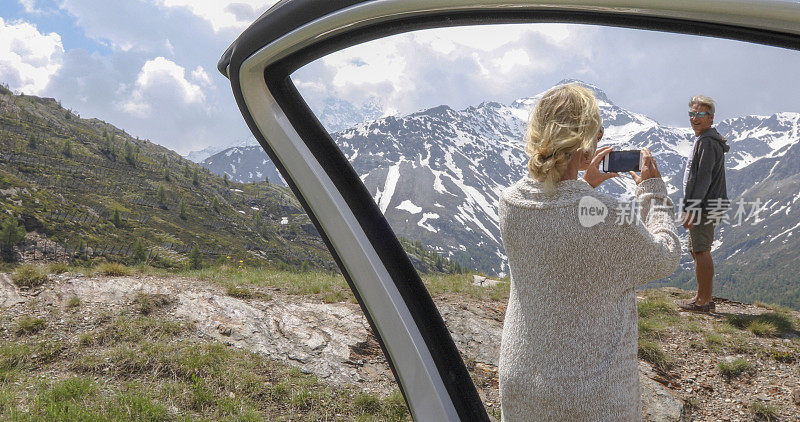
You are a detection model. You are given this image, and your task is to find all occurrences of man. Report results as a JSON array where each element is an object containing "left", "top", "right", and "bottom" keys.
[{"left": 676, "top": 95, "right": 730, "bottom": 312}]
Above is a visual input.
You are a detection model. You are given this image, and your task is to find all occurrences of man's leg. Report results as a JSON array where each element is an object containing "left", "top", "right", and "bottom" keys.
[
  {"left": 694, "top": 251, "right": 714, "bottom": 305},
  {"left": 689, "top": 251, "right": 699, "bottom": 302}
]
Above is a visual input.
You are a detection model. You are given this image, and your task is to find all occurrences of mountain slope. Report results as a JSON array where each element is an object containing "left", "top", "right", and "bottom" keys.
[{"left": 0, "top": 88, "right": 334, "bottom": 270}]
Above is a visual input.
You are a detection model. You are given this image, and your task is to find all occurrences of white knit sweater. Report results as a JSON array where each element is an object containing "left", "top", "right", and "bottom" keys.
[{"left": 497, "top": 176, "right": 680, "bottom": 421}]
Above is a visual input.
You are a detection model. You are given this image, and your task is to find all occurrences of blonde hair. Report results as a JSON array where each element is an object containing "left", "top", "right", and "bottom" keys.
[
  {"left": 688, "top": 95, "right": 715, "bottom": 114},
  {"left": 525, "top": 83, "right": 602, "bottom": 194}
]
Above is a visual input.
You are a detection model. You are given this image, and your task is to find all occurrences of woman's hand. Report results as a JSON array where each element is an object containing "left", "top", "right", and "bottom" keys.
[
  {"left": 629, "top": 148, "right": 662, "bottom": 185},
  {"left": 583, "top": 146, "right": 619, "bottom": 188}
]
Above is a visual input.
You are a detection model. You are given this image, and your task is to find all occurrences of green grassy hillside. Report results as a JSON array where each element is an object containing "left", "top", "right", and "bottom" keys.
[{"left": 0, "top": 89, "right": 464, "bottom": 275}]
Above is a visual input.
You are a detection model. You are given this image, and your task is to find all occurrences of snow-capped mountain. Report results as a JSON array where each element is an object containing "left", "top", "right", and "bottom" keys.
[
  {"left": 194, "top": 97, "right": 386, "bottom": 183},
  {"left": 198, "top": 80, "right": 800, "bottom": 281},
  {"left": 185, "top": 137, "right": 259, "bottom": 163},
  {"left": 316, "top": 96, "right": 384, "bottom": 133}
]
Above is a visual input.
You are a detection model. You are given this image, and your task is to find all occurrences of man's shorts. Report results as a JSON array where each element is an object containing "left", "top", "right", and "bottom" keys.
[{"left": 688, "top": 212, "right": 717, "bottom": 253}]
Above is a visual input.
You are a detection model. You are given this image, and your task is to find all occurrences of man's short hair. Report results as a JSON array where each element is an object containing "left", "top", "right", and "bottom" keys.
[{"left": 689, "top": 95, "right": 715, "bottom": 114}]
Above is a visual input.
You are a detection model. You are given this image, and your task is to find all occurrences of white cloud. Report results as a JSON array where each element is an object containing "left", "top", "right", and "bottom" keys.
[
  {"left": 122, "top": 56, "right": 205, "bottom": 116},
  {"left": 191, "top": 65, "right": 212, "bottom": 87},
  {"left": 495, "top": 48, "right": 532, "bottom": 73},
  {"left": 0, "top": 17, "right": 64, "bottom": 94},
  {"left": 155, "top": 0, "right": 276, "bottom": 32},
  {"left": 294, "top": 23, "right": 595, "bottom": 117},
  {"left": 411, "top": 24, "right": 576, "bottom": 52},
  {"left": 18, "top": 0, "right": 41, "bottom": 14}
]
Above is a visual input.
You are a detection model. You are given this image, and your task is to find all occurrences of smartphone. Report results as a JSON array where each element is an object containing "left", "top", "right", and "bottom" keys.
[{"left": 602, "top": 150, "right": 641, "bottom": 173}]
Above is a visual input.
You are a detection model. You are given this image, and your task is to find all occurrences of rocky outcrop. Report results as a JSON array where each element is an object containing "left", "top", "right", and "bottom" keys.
[{"left": 3, "top": 273, "right": 689, "bottom": 419}]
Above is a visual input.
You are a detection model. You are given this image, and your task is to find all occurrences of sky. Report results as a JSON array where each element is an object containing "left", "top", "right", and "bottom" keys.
[{"left": 1, "top": 1, "right": 799, "bottom": 155}]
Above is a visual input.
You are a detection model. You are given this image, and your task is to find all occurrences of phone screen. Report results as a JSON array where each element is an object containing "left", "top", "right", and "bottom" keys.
[{"left": 605, "top": 150, "right": 641, "bottom": 173}]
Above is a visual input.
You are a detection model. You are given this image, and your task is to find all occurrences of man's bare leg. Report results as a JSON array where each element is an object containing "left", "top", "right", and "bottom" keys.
[
  {"left": 689, "top": 251, "right": 699, "bottom": 302},
  {"left": 694, "top": 251, "right": 714, "bottom": 305}
]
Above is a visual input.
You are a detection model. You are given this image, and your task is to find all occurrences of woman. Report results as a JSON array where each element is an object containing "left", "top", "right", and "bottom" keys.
[{"left": 497, "top": 84, "right": 680, "bottom": 421}]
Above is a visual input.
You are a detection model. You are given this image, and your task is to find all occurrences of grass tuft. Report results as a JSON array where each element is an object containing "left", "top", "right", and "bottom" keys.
[
  {"left": 354, "top": 393, "right": 382, "bottom": 415},
  {"left": 132, "top": 292, "right": 174, "bottom": 315},
  {"left": 726, "top": 312, "right": 795, "bottom": 337},
  {"left": 767, "top": 348, "right": 795, "bottom": 363},
  {"left": 66, "top": 295, "right": 81, "bottom": 309},
  {"left": 49, "top": 262, "right": 70, "bottom": 274},
  {"left": 97, "top": 262, "right": 131, "bottom": 276},
  {"left": 750, "top": 399, "right": 779, "bottom": 421},
  {"left": 718, "top": 357, "right": 754, "bottom": 380},
  {"left": 638, "top": 295, "right": 677, "bottom": 319},
  {"left": 11, "top": 264, "right": 48, "bottom": 288},
  {"left": 638, "top": 338, "right": 672, "bottom": 373},
  {"left": 14, "top": 315, "right": 46, "bottom": 336},
  {"left": 704, "top": 333, "right": 725, "bottom": 352}
]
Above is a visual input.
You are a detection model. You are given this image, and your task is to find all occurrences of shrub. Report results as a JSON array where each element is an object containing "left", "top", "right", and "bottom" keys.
[
  {"left": 97, "top": 262, "right": 131, "bottom": 276},
  {"left": 718, "top": 357, "right": 753, "bottom": 379},
  {"left": 12, "top": 264, "right": 48, "bottom": 288}
]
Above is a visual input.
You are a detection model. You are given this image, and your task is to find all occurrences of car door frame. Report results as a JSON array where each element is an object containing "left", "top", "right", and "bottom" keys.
[{"left": 218, "top": 2, "right": 800, "bottom": 420}]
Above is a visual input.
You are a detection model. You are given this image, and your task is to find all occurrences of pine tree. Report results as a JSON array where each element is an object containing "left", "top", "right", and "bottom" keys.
[
  {"left": 223, "top": 173, "right": 229, "bottom": 186},
  {"left": 211, "top": 197, "right": 219, "bottom": 213},
  {"left": 61, "top": 139, "right": 73, "bottom": 157},
  {"left": 101, "top": 133, "right": 113, "bottom": 155},
  {"left": 183, "top": 163, "right": 191, "bottom": 178},
  {"left": 27, "top": 133, "right": 37, "bottom": 149},
  {"left": 111, "top": 209, "right": 122, "bottom": 228},
  {"left": 192, "top": 168, "right": 199, "bottom": 186},
  {"left": 188, "top": 246, "right": 202, "bottom": 269},
  {"left": 254, "top": 211, "right": 263, "bottom": 229},
  {"left": 133, "top": 238, "right": 147, "bottom": 263},
  {"left": 0, "top": 216, "right": 26, "bottom": 246},
  {"left": 77, "top": 239, "right": 86, "bottom": 260},
  {"left": 163, "top": 167, "right": 170, "bottom": 182},
  {"left": 179, "top": 198, "right": 187, "bottom": 220},
  {"left": 124, "top": 141, "right": 136, "bottom": 166},
  {"left": 157, "top": 185, "right": 166, "bottom": 204},
  {"left": 0, "top": 216, "right": 25, "bottom": 261}
]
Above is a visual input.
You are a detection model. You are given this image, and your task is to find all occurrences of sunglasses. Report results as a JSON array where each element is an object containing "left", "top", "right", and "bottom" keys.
[{"left": 688, "top": 111, "right": 713, "bottom": 118}]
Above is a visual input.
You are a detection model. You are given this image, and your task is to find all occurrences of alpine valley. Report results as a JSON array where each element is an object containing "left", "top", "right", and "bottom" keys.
[{"left": 191, "top": 80, "right": 800, "bottom": 308}]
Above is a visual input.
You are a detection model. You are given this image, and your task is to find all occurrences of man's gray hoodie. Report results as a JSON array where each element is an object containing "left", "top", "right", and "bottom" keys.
[{"left": 684, "top": 127, "right": 730, "bottom": 212}]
